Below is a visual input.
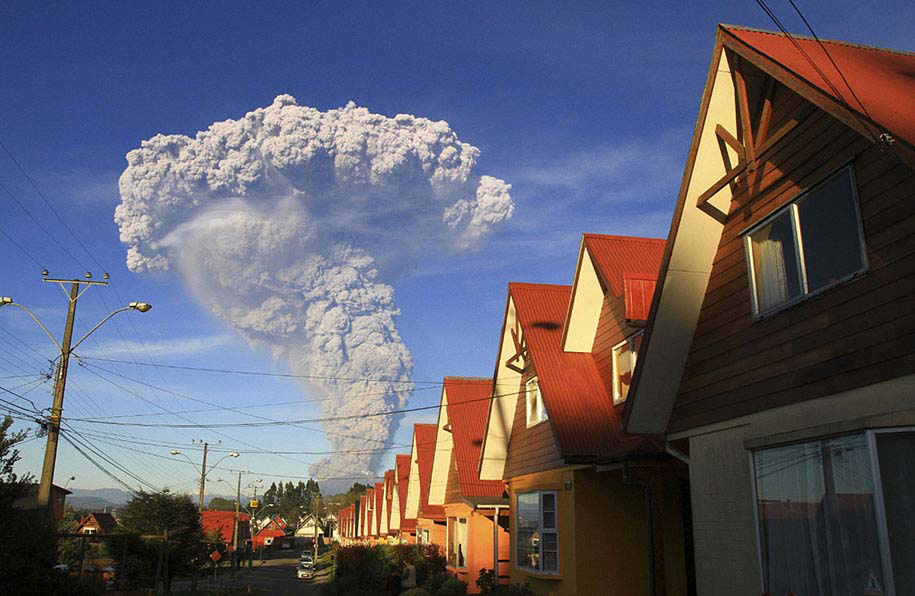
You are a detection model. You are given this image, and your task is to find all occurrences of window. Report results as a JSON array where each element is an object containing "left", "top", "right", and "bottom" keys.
[
  {"left": 611, "top": 332, "right": 643, "bottom": 404},
  {"left": 525, "top": 377, "right": 547, "bottom": 427},
  {"left": 744, "top": 166, "right": 866, "bottom": 316},
  {"left": 418, "top": 529, "right": 430, "bottom": 545},
  {"left": 751, "top": 429, "right": 915, "bottom": 596},
  {"left": 516, "top": 491, "right": 558, "bottom": 574},
  {"left": 447, "top": 517, "right": 468, "bottom": 568}
]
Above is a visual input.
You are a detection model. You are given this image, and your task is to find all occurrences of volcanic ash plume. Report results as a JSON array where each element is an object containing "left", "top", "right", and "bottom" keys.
[{"left": 114, "top": 95, "right": 513, "bottom": 485}]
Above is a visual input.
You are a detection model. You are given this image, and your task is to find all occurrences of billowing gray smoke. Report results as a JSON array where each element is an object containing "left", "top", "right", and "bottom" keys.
[{"left": 115, "top": 95, "right": 513, "bottom": 485}]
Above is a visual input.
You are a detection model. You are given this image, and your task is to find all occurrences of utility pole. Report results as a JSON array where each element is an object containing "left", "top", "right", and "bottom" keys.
[
  {"left": 0, "top": 274, "right": 151, "bottom": 508},
  {"left": 198, "top": 442, "right": 209, "bottom": 514},
  {"left": 233, "top": 471, "right": 242, "bottom": 575},
  {"left": 38, "top": 280, "right": 80, "bottom": 508}
]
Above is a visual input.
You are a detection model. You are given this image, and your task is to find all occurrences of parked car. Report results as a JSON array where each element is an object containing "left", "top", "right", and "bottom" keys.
[
  {"left": 299, "top": 553, "right": 313, "bottom": 565},
  {"left": 296, "top": 562, "right": 314, "bottom": 579}
]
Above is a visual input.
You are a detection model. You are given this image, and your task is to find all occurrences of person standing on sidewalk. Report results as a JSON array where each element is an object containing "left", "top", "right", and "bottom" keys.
[
  {"left": 401, "top": 561, "right": 416, "bottom": 590},
  {"left": 385, "top": 567, "right": 402, "bottom": 596}
]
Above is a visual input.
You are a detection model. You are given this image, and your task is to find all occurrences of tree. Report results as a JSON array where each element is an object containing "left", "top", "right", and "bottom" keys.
[
  {"left": 206, "top": 496, "right": 236, "bottom": 511},
  {"left": 112, "top": 490, "right": 206, "bottom": 590},
  {"left": 0, "top": 416, "right": 57, "bottom": 594}
]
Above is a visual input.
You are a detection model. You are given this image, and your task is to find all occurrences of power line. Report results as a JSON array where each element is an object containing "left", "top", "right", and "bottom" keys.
[
  {"left": 0, "top": 178, "right": 86, "bottom": 270},
  {"left": 75, "top": 356, "right": 445, "bottom": 385},
  {"left": 0, "top": 139, "right": 106, "bottom": 271},
  {"left": 0, "top": 222, "right": 44, "bottom": 269},
  {"left": 750, "top": 0, "right": 879, "bottom": 144},
  {"left": 64, "top": 386, "right": 521, "bottom": 429},
  {"left": 76, "top": 360, "right": 437, "bottom": 413}
]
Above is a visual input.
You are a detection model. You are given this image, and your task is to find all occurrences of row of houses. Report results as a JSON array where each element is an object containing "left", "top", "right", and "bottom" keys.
[{"left": 341, "top": 24, "right": 914, "bottom": 596}]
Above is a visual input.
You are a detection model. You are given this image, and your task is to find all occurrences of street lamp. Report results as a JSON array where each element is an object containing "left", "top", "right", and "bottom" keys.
[
  {"left": 169, "top": 448, "right": 239, "bottom": 513},
  {"left": 0, "top": 278, "right": 151, "bottom": 508}
]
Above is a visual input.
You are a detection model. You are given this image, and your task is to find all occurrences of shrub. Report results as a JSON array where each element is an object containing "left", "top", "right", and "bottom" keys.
[
  {"left": 490, "top": 584, "right": 535, "bottom": 596},
  {"left": 422, "top": 571, "right": 453, "bottom": 594},
  {"left": 434, "top": 578, "right": 467, "bottom": 596},
  {"left": 476, "top": 568, "right": 496, "bottom": 593},
  {"left": 401, "top": 589, "right": 431, "bottom": 596}
]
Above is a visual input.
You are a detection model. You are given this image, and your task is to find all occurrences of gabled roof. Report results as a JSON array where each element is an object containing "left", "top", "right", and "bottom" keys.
[
  {"left": 415, "top": 423, "right": 445, "bottom": 519},
  {"left": 722, "top": 25, "right": 915, "bottom": 149},
  {"left": 383, "top": 469, "right": 395, "bottom": 531},
  {"left": 583, "top": 235, "right": 666, "bottom": 298},
  {"left": 562, "top": 235, "right": 665, "bottom": 351},
  {"left": 374, "top": 481, "right": 384, "bottom": 533},
  {"left": 442, "top": 377, "right": 504, "bottom": 500},
  {"left": 395, "top": 454, "right": 416, "bottom": 531},
  {"left": 512, "top": 283, "right": 660, "bottom": 460},
  {"left": 623, "top": 25, "right": 915, "bottom": 434},
  {"left": 358, "top": 495, "right": 367, "bottom": 536},
  {"left": 79, "top": 512, "right": 118, "bottom": 532},
  {"left": 623, "top": 273, "right": 658, "bottom": 321}
]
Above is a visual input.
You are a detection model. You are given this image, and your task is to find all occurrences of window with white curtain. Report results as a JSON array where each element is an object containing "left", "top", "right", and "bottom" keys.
[
  {"left": 751, "top": 430, "right": 915, "bottom": 596},
  {"left": 525, "top": 377, "right": 547, "bottom": 427},
  {"left": 612, "top": 331, "right": 644, "bottom": 404},
  {"left": 744, "top": 166, "right": 866, "bottom": 316},
  {"left": 447, "top": 517, "right": 468, "bottom": 568},
  {"left": 516, "top": 491, "right": 558, "bottom": 573}
]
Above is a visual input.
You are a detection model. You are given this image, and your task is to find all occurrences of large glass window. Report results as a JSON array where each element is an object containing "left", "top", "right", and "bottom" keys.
[
  {"left": 751, "top": 430, "right": 915, "bottom": 596},
  {"left": 525, "top": 377, "right": 548, "bottom": 427},
  {"left": 447, "top": 517, "right": 468, "bottom": 568},
  {"left": 516, "top": 492, "right": 558, "bottom": 574},
  {"left": 612, "top": 331, "right": 644, "bottom": 404},
  {"left": 744, "top": 166, "right": 865, "bottom": 316}
]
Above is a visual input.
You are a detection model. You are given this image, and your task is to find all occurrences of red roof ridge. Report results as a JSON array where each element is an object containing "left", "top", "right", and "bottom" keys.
[
  {"left": 508, "top": 282, "right": 571, "bottom": 291},
  {"left": 582, "top": 233, "right": 666, "bottom": 244},
  {"left": 720, "top": 23, "right": 915, "bottom": 57}
]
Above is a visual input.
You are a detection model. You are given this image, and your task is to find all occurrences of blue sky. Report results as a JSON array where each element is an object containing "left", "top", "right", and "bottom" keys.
[{"left": 1, "top": 1, "right": 912, "bottom": 495}]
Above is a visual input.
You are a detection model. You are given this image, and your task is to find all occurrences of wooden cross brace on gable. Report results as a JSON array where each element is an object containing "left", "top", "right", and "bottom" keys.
[
  {"left": 696, "top": 52, "right": 813, "bottom": 223},
  {"left": 504, "top": 321, "right": 528, "bottom": 374}
]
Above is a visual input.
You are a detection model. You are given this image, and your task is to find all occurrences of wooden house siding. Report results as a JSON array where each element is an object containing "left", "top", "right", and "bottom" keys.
[
  {"left": 592, "top": 290, "right": 643, "bottom": 400},
  {"left": 669, "top": 94, "right": 915, "bottom": 433},
  {"left": 503, "top": 367, "right": 564, "bottom": 478},
  {"left": 444, "top": 450, "right": 463, "bottom": 505}
]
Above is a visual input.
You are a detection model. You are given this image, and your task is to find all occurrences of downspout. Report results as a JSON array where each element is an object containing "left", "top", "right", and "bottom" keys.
[{"left": 623, "top": 459, "right": 657, "bottom": 596}]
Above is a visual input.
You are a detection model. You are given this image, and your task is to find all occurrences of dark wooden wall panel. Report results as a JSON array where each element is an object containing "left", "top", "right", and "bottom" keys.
[
  {"left": 503, "top": 368, "right": 564, "bottom": 478},
  {"left": 668, "top": 91, "right": 915, "bottom": 434}
]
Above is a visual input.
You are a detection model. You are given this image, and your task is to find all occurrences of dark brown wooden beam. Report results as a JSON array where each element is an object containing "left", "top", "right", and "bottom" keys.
[
  {"left": 733, "top": 59, "right": 756, "bottom": 169},
  {"left": 755, "top": 78, "right": 776, "bottom": 150},
  {"left": 715, "top": 124, "right": 745, "bottom": 161}
]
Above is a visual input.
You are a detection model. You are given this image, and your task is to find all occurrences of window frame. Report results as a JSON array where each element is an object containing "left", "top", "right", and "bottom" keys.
[
  {"left": 748, "top": 427, "right": 915, "bottom": 596},
  {"left": 447, "top": 516, "right": 468, "bottom": 569},
  {"left": 514, "top": 490, "right": 559, "bottom": 575},
  {"left": 524, "top": 376, "right": 548, "bottom": 428},
  {"left": 742, "top": 164, "right": 868, "bottom": 319},
  {"left": 611, "top": 331, "right": 644, "bottom": 405}
]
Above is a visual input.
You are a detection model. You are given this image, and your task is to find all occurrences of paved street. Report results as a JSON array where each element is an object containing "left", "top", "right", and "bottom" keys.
[
  {"left": 235, "top": 555, "right": 328, "bottom": 595},
  {"left": 170, "top": 552, "right": 330, "bottom": 595}
]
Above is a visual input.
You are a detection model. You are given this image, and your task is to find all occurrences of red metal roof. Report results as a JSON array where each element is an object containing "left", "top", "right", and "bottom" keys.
[
  {"left": 443, "top": 377, "right": 505, "bottom": 499},
  {"left": 396, "top": 453, "right": 414, "bottom": 529},
  {"left": 723, "top": 25, "right": 915, "bottom": 147},
  {"left": 511, "top": 282, "right": 661, "bottom": 460},
  {"left": 359, "top": 495, "right": 367, "bottom": 536},
  {"left": 374, "top": 481, "right": 384, "bottom": 533},
  {"left": 384, "top": 470, "right": 395, "bottom": 530},
  {"left": 201, "top": 511, "right": 251, "bottom": 543},
  {"left": 583, "top": 235, "right": 665, "bottom": 299},
  {"left": 414, "top": 423, "right": 445, "bottom": 519},
  {"left": 623, "top": 273, "right": 658, "bottom": 321},
  {"left": 364, "top": 489, "right": 374, "bottom": 535}
]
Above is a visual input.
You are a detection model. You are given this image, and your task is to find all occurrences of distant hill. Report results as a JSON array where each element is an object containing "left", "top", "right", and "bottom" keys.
[{"left": 66, "top": 488, "right": 235, "bottom": 511}]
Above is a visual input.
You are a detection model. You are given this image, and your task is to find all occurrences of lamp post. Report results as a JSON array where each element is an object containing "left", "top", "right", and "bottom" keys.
[
  {"left": 169, "top": 448, "right": 239, "bottom": 512},
  {"left": 0, "top": 275, "right": 151, "bottom": 508}
]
